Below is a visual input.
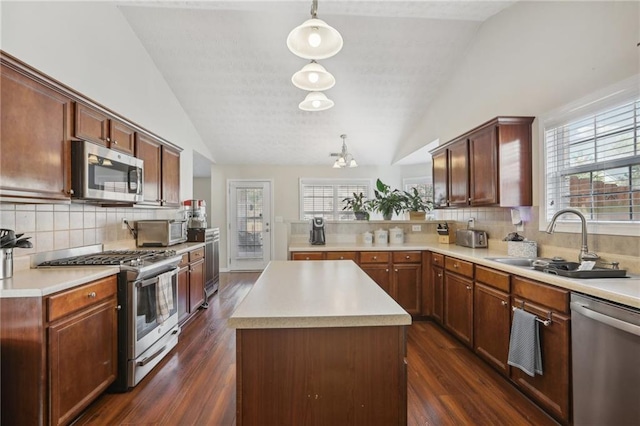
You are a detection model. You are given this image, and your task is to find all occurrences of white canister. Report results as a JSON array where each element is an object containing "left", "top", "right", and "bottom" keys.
[
  {"left": 374, "top": 229, "right": 388, "bottom": 245},
  {"left": 363, "top": 231, "right": 373, "bottom": 245},
  {"left": 389, "top": 226, "right": 404, "bottom": 245}
]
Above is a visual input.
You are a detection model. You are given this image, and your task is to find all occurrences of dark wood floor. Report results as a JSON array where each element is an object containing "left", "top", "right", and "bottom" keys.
[{"left": 76, "top": 272, "right": 557, "bottom": 426}]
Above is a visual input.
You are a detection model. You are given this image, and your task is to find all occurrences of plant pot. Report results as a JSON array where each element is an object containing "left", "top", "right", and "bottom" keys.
[
  {"left": 383, "top": 213, "right": 393, "bottom": 221},
  {"left": 354, "top": 212, "right": 369, "bottom": 221},
  {"left": 409, "top": 211, "right": 426, "bottom": 221}
]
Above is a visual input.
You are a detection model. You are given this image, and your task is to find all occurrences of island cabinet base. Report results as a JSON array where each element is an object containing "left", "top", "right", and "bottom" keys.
[{"left": 236, "top": 325, "right": 407, "bottom": 425}]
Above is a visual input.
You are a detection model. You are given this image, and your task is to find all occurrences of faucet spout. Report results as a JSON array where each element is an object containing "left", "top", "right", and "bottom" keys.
[{"left": 546, "top": 208, "right": 599, "bottom": 263}]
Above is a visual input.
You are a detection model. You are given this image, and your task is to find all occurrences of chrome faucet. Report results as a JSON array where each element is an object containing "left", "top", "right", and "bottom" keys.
[{"left": 545, "top": 208, "right": 599, "bottom": 263}]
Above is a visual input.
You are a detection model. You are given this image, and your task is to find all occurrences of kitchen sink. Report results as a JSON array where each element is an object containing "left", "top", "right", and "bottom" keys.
[{"left": 484, "top": 257, "right": 536, "bottom": 267}]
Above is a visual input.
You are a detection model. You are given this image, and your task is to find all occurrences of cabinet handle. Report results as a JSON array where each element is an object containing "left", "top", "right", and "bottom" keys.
[
  {"left": 385, "top": 269, "right": 389, "bottom": 272},
  {"left": 305, "top": 257, "right": 310, "bottom": 260},
  {"left": 373, "top": 256, "right": 377, "bottom": 260},
  {"left": 105, "top": 137, "right": 111, "bottom": 142},
  {"left": 116, "top": 305, "right": 122, "bottom": 310},
  {"left": 88, "top": 292, "right": 96, "bottom": 298},
  {"left": 113, "top": 140, "right": 118, "bottom": 145},
  {"left": 501, "top": 301, "right": 508, "bottom": 307},
  {"left": 465, "top": 286, "right": 471, "bottom": 290},
  {"left": 437, "top": 273, "right": 442, "bottom": 278},
  {"left": 340, "top": 256, "right": 344, "bottom": 260},
  {"left": 395, "top": 269, "right": 399, "bottom": 272},
  {"left": 454, "top": 263, "right": 459, "bottom": 268},
  {"left": 405, "top": 255, "right": 410, "bottom": 259}
]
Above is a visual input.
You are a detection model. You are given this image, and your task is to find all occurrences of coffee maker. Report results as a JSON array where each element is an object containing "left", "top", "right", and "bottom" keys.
[
  {"left": 184, "top": 199, "right": 208, "bottom": 242},
  {"left": 309, "top": 217, "right": 326, "bottom": 245}
]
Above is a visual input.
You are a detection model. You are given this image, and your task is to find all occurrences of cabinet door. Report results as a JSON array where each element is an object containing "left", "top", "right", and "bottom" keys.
[
  {"left": 48, "top": 299, "right": 117, "bottom": 426},
  {"left": 109, "top": 118, "right": 135, "bottom": 155},
  {"left": 1, "top": 64, "right": 72, "bottom": 200},
  {"left": 189, "top": 259, "right": 205, "bottom": 312},
  {"left": 510, "top": 299, "right": 571, "bottom": 424},
  {"left": 161, "top": 146, "right": 181, "bottom": 207},
  {"left": 444, "top": 272, "right": 473, "bottom": 346},
  {"left": 291, "top": 252, "right": 325, "bottom": 261},
  {"left": 393, "top": 264, "right": 421, "bottom": 315},
  {"left": 177, "top": 266, "right": 189, "bottom": 323},
  {"left": 432, "top": 149, "right": 448, "bottom": 208},
  {"left": 360, "top": 264, "right": 392, "bottom": 295},
  {"left": 75, "top": 103, "right": 109, "bottom": 147},
  {"left": 135, "top": 133, "right": 162, "bottom": 205},
  {"left": 469, "top": 125, "right": 498, "bottom": 206},
  {"left": 447, "top": 139, "right": 469, "bottom": 207},
  {"left": 432, "top": 266, "right": 444, "bottom": 324},
  {"left": 474, "top": 283, "right": 510, "bottom": 376},
  {"left": 421, "top": 252, "right": 432, "bottom": 316},
  {"left": 326, "top": 251, "right": 357, "bottom": 261}
]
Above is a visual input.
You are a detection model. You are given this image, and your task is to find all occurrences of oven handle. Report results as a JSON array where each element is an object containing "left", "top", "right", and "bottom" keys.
[
  {"left": 135, "top": 267, "right": 179, "bottom": 289},
  {"left": 137, "top": 345, "right": 167, "bottom": 366}
]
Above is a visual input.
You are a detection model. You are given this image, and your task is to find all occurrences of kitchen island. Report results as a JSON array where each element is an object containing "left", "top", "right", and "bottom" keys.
[{"left": 228, "top": 260, "right": 411, "bottom": 425}]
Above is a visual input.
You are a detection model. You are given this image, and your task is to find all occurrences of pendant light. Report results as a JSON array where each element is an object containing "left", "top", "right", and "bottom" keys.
[
  {"left": 287, "top": 0, "right": 343, "bottom": 60},
  {"left": 299, "top": 91, "right": 334, "bottom": 111},
  {"left": 292, "top": 60, "right": 335, "bottom": 91},
  {"left": 332, "top": 134, "right": 358, "bottom": 168}
]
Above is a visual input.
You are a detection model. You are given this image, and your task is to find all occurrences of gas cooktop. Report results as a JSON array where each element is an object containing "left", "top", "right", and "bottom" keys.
[{"left": 38, "top": 249, "right": 177, "bottom": 267}]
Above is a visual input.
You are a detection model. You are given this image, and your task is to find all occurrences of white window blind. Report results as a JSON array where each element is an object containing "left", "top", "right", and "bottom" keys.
[
  {"left": 545, "top": 99, "right": 640, "bottom": 223},
  {"left": 403, "top": 176, "right": 434, "bottom": 204},
  {"left": 300, "top": 179, "right": 370, "bottom": 220}
]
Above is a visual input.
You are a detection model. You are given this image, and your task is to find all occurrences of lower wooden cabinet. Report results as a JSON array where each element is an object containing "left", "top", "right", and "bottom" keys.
[
  {"left": 1, "top": 274, "right": 118, "bottom": 426},
  {"left": 444, "top": 271, "right": 474, "bottom": 346},
  {"left": 291, "top": 251, "right": 325, "bottom": 261},
  {"left": 177, "top": 247, "right": 206, "bottom": 325},
  {"left": 360, "top": 264, "right": 392, "bottom": 295},
  {"left": 431, "top": 265, "right": 444, "bottom": 324},
  {"left": 189, "top": 258, "right": 205, "bottom": 312},
  {"left": 474, "top": 283, "right": 511, "bottom": 375}
]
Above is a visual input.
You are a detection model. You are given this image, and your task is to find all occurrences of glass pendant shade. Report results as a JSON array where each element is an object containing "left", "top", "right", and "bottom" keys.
[
  {"left": 287, "top": 18, "right": 343, "bottom": 60},
  {"left": 292, "top": 61, "right": 335, "bottom": 91},
  {"left": 299, "top": 91, "right": 334, "bottom": 111}
]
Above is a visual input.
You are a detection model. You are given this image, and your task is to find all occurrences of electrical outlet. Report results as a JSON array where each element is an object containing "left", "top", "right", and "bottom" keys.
[
  {"left": 121, "top": 218, "right": 128, "bottom": 230},
  {"left": 468, "top": 217, "right": 476, "bottom": 228},
  {"left": 412, "top": 225, "right": 422, "bottom": 232}
]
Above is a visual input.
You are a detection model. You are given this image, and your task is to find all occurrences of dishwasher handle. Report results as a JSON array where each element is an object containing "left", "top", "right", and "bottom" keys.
[{"left": 571, "top": 301, "right": 640, "bottom": 337}]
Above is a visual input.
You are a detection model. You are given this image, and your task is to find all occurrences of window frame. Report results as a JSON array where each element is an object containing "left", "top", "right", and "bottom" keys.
[
  {"left": 538, "top": 74, "right": 640, "bottom": 237},
  {"left": 299, "top": 178, "right": 373, "bottom": 221}
]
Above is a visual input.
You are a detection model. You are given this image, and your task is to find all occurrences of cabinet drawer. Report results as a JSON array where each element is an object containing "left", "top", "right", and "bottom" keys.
[
  {"left": 326, "top": 251, "right": 357, "bottom": 261},
  {"left": 189, "top": 247, "right": 205, "bottom": 262},
  {"left": 359, "top": 252, "right": 390, "bottom": 264},
  {"left": 291, "top": 252, "right": 325, "bottom": 261},
  {"left": 48, "top": 275, "right": 117, "bottom": 322},
  {"left": 475, "top": 265, "right": 510, "bottom": 293},
  {"left": 445, "top": 257, "right": 474, "bottom": 278},
  {"left": 179, "top": 253, "right": 189, "bottom": 267},
  {"left": 392, "top": 251, "right": 421, "bottom": 263},
  {"left": 512, "top": 276, "right": 569, "bottom": 313},
  {"left": 432, "top": 252, "right": 444, "bottom": 267}
]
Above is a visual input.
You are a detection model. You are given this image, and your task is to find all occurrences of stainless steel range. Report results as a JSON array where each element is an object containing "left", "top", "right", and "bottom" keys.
[{"left": 35, "top": 245, "right": 182, "bottom": 392}]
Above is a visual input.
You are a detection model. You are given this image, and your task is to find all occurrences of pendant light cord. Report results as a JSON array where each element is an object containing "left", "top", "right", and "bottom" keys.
[{"left": 310, "top": 0, "right": 318, "bottom": 18}]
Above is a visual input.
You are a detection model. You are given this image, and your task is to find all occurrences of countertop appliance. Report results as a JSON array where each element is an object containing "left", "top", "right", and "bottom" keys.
[
  {"left": 571, "top": 293, "right": 640, "bottom": 425},
  {"left": 36, "top": 246, "right": 183, "bottom": 392},
  {"left": 71, "top": 140, "right": 143, "bottom": 204},
  {"left": 309, "top": 217, "right": 325, "bottom": 245},
  {"left": 136, "top": 220, "right": 187, "bottom": 247},
  {"left": 184, "top": 199, "right": 207, "bottom": 229},
  {"left": 204, "top": 228, "right": 220, "bottom": 302},
  {"left": 455, "top": 229, "right": 488, "bottom": 248}
]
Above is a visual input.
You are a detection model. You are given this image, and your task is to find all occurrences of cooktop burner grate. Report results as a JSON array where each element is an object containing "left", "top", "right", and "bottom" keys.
[{"left": 38, "top": 249, "right": 177, "bottom": 267}]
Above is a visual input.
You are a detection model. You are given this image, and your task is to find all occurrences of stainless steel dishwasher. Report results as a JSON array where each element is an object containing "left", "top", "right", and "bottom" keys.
[{"left": 571, "top": 293, "right": 640, "bottom": 425}]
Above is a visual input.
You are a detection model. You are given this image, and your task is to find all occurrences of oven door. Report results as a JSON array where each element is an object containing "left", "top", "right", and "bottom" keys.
[{"left": 128, "top": 267, "right": 179, "bottom": 359}]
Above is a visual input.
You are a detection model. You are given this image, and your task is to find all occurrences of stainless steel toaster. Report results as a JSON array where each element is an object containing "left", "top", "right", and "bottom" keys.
[{"left": 455, "top": 229, "right": 488, "bottom": 248}]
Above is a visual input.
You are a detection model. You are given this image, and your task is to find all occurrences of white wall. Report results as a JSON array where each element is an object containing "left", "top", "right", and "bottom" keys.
[
  {"left": 0, "top": 1, "right": 213, "bottom": 200},
  {"left": 212, "top": 164, "right": 427, "bottom": 269},
  {"left": 396, "top": 0, "right": 639, "bottom": 205}
]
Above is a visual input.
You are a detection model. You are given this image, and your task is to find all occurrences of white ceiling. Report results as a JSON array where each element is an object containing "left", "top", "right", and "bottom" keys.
[{"left": 118, "top": 1, "right": 516, "bottom": 170}]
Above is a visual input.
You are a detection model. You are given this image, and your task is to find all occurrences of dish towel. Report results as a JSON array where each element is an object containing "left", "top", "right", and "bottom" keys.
[
  {"left": 155, "top": 270, "right": 174, "bottom": 324},
  {"left": 508, "top": 308, "right": 543, "bottom": 377}
]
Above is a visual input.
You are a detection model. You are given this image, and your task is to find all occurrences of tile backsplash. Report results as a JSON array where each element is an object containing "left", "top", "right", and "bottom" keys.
[{"left": 0, "top": 203, "right": 180, "bottom": 257}]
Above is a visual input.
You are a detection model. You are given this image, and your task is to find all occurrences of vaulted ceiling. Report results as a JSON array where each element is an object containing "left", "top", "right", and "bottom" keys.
[{"left": 118, "top": 1, "right": 516, "bottom": 167}]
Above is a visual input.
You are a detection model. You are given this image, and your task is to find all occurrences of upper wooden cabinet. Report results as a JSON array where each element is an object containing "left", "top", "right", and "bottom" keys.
[
  {"left": 431, "top": 116, "right": 534, "bottom": 208},
  {"left": 161, "top": 146, "right": 181, "bottom": 207},
  {"left": 1, "top": 57, "right": 73, "bottom": 201},
  {"left": 135, "top": 133, "right": 181, "bottom": 207},
  {"left": 75, "top": 103, "right": 135, "bottom": 155}
]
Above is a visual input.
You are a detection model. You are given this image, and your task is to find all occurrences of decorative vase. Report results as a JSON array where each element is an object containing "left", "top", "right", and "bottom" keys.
[
  {"left": 409, "top": 211, "right": 426, "bottom": 221},
  {"left": 383, "top": 213, "right": 393, "bottom": 221},
  {"left": 354, "top": 212, "right": 368, "bottom": 221}
]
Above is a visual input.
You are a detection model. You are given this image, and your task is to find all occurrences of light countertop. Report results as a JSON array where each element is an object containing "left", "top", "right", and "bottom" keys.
[
  {"left": 0, "top": 241, "right": 206, "bottom": 298},
  {"left": 228, "top": 260, "right": 412, "bottom": 329},
  {"left": 289, "top": 242, "right": 640, "bottom": 309}
]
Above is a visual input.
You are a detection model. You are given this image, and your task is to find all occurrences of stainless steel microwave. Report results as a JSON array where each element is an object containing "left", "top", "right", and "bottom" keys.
[
  {"left": 71, "top": 141, "right": 143, "bottom": 203},
  {"left": 136, "top": 220, "right": 187, "bottom": 247}
]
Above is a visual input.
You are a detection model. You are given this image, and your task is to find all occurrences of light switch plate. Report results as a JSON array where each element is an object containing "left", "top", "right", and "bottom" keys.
[{"left": 412, "top": 225, "right": 421, "bottom": 232}]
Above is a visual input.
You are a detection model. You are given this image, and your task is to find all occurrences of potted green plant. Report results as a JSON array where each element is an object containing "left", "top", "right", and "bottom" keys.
[
  {"left": 342, "top": 192, "right": 370, "bottom": 220},
  {"left": 402, "top": 187, "right": 433, "bottom": 220},
  {"left": 368, "top": 179, "right": 406, "bottom": 220}
]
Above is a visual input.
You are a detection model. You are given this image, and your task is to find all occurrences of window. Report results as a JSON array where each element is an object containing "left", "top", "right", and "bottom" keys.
[
  {"left": 300, "top": 179, "right": 371, "bottom": 220},
  {"left": 403, "top": 176, "right": 434, "bottom": 205},
  {"left": 543, "top": 76, "right": 640, "bottom": 234}
]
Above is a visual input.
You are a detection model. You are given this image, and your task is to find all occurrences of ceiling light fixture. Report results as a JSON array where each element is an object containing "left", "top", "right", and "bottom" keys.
[
  {"left": 299, "top": 91, "right": 334, "bottom": 111},
  {"left": 287, "top": 0, "right": 343, "bottom": 60},
  {"left": 332, "top": 134, "right": 358, "bottom": 168},
  {"left": 292, "top": 60, "right": 335, "bottom": 91}
]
